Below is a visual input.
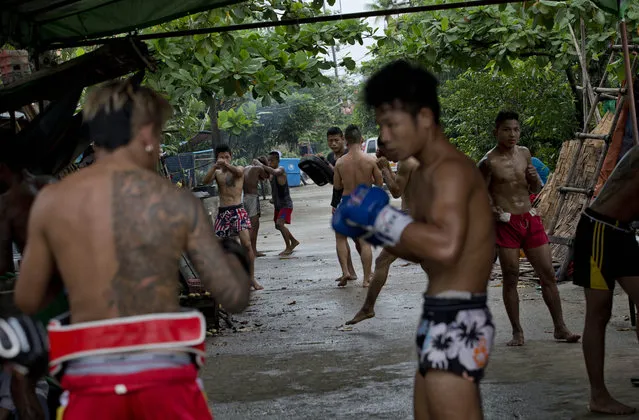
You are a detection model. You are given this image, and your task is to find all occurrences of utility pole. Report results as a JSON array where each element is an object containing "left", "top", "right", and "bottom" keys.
[{"left": 323, "top": 2, "right": 339, "bottom": 79}]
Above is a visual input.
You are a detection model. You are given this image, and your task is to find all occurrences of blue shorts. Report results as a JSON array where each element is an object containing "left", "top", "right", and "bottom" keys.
[{"left": 338, "top": 195, "right": 350, "bottom": 208}]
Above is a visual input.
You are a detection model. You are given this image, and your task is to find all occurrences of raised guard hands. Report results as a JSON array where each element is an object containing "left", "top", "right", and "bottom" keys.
[{"left": 331, "top": 185, "right": 413, "bottom": 247}]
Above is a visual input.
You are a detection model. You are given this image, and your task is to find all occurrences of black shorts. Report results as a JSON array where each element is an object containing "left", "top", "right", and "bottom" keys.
[
  {"left": 416, "top": 293, "right": 494, "bottom": 383},
  {"left": 573, "top": 208, "right": 639, "bottom": 291}
]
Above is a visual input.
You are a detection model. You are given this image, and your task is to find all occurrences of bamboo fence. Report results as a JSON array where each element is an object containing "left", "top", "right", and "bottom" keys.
[{"left": 534, "top": 112, "right": 614, "bottom": 262}]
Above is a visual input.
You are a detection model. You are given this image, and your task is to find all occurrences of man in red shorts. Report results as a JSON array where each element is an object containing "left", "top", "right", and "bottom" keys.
[
  {"left": 253, "top": 152, "right": 299, "bottom": 256},
  {"left": 13, "top": 80, "right": 250, "bottom": 419},
  {"left": 479, "top": 111, "right": 579, "bottom": 346}
]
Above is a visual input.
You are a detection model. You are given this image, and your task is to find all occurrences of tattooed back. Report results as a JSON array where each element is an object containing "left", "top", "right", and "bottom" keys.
[{"left": 34, "top": 161, "right": 199, "bottom": 323}]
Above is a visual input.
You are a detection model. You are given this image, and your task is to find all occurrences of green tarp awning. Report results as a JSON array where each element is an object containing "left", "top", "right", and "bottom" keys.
[
  {"left": 1, "top": 0, "right": 246, "bottom": 49},
  {"left": 592, "top": 0, "right": 629, "bottom": 18}
]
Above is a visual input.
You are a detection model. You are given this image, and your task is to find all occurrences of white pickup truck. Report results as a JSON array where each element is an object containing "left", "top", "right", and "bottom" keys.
[{"left": 362, "top": 137, "right": 398, "bottom": 172}]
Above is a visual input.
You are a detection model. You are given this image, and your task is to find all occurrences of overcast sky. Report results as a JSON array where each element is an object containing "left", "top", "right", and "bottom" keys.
[{"left": 324, "top": 0, "right": 382, "bottom": 77}]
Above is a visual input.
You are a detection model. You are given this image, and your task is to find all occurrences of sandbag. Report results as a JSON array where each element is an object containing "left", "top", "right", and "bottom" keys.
[{"left": 298, "top": 155, "right": 333, "bottom": 186}]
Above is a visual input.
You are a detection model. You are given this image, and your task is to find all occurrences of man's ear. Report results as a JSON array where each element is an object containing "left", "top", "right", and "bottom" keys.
[
  {"left": 417, "top": 108, "right": 435, "bottom": 130},
  {"left": 138, "top": 124, "right": 156, "bottom": 150}
]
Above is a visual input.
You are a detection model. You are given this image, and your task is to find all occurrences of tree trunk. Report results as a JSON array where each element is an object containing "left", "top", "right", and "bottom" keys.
[
  {"left": 565, "top": 68, "right": 584, "bottom": 126},
  {"left": 204, "top": 94, "right": 224, "bottom": 149}
]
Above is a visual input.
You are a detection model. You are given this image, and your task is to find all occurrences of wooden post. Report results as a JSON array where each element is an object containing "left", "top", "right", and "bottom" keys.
[
  {"left": 568, "top": 23, "right": 601, "bottom": 123},
  {"left": 621, "top": 20, "right": 639, "bottom": 146}
]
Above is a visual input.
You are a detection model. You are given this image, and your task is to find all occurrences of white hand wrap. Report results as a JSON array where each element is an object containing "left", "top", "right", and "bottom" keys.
[
  {"left": 373, "top": 205, "right": 414, "bottom": 246},
  {"left": 499, "top": 212, "right": 512, "bottom": 223}
]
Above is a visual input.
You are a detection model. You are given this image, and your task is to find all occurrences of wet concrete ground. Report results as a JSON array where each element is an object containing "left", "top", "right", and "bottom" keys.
[{"left": 203, "top": 186, "right": 639, "bottom": 420}]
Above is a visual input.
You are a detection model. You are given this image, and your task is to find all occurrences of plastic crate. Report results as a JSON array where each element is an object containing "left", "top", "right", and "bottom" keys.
[{"left": 0, "top": 50, "right": 31, "bottom": 86}]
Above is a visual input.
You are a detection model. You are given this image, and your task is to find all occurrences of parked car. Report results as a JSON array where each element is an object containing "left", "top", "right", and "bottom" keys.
[{"left": 362, "top": 137, "right": 398, "bottom": 172}]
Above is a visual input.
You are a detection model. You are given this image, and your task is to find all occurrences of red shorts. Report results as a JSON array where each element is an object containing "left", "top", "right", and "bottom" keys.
[
  {"left": 496, "top": 211, "right": 548, "bottom": 250},
  {"left": 274, "top": 208, "right": 293, "bottom": 224},
  {"left": 58, "top": 365, "right": 212, "bottom": 420}
]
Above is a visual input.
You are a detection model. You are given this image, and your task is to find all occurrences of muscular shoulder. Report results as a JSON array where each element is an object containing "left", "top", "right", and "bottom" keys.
[{"left": 516, "top": 145, "right": 531, "bottom": 158}]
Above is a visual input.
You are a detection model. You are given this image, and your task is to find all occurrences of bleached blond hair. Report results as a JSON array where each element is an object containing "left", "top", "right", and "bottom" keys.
[{"left": 83, "top": 79, "right": 172, "bottom": 140}]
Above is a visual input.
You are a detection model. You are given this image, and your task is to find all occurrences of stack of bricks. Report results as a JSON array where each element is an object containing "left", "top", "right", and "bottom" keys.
[{"left": 0, "top": 49, "right": 31, "bottom": 86}]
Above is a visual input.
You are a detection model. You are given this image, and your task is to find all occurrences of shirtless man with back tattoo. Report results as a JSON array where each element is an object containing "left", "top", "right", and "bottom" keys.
[
  {"left": 334, "top": 60, "right": 495, "bottom": 419},
  {"left": 12, "top": 80, "right": 250, "bottom": 420},
  {"left": 204, "top": 145, "right": 262, "bottom": 290}
]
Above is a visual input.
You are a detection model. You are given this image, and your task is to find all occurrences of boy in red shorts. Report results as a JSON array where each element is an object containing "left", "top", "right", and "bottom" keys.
[
  {"left": 254, "top": 152, "right": 299, "bottom": 256},
  {"left": 479, "top": 111, "right": 579, "bottom": 347}
]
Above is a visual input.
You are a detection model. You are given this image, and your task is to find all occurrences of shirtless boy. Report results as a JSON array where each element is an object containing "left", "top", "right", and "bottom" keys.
[
  {"left": 204, "top": 145, "right": 262, "bottom": 290},
  {"left": 334, "top": 60, "right": 495, "bottom": 419},
  {"left": 12, "top": 80, "right": 250, "bottom": 420},
  {"left": 333, "top": 124, "right": 382, "bottom": 288},
  {"left": 346, "top": 148, "right": 419, "bottom": 325},
  {"left": 243, "top": 157, "right": 269, "bottom": 257},
  {"left": 479, "top": 111, "right": 579, "bottom": 346},
  {"left": 572, "top": 145, "right": 639, "bottom": 415},
  {"left": 326, "top": 127, "right": 359, "bottom": 281},
  {"left": 253, "top": 152, "right": 299, "bottom": 256}
]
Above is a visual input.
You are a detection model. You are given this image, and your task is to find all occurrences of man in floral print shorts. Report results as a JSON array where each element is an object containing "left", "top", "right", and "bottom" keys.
[{"left": 333, "top": 60, "right": 495, "bottom": 419}]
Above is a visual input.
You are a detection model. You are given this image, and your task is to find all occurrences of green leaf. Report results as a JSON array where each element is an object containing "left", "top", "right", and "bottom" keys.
[
  {"left": 341, "top": 57, "right": 356, "bottom": 71},
  {"left": 441, "top": 17, "right": 449, "bottom": 32}
]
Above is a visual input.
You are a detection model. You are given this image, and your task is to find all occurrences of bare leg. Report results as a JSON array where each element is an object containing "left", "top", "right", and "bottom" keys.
[
  {"left": 525, "top": 244, "right": 580, "bottom": 342},
  {"left": 582, "top": 287, "right": 634, "bottom": 414},
  {"left": 277, "top": 220, "right": 299, "bottom": 256},
  {"left": 415, "top": 370, "right": 483, "bottom": 420},
  {"left": 498, "top": 247, "right": 525, "bottom": 346},
  {"left": 249, "top": 216, "right": 265, "bottom": 257},
  {"left": 335, "top": 233, "right": 352, "bottom": 286},
  {"left": 357, "top": 239, "right": 373, "bottom": 287},
  {"left": 275, "top": 222, "right": 290, "bottom": 250},
  {"left": 346, "top": 244, "right": 357, "bottom": 280},
  {"left": 335, "top": 234, "right": 357, "bottom": 281},
  {"left": 239, "top": 230, "right": 262, "bottom": 290},
  {"left": 346, "top": 250, "right": 397, "bottom": 325}
]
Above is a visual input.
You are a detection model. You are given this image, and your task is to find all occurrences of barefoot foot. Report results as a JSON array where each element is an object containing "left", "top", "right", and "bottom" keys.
[
  {"left": 554, "top": 329, "right": 581, "bottom": 343},
  {"left": 279, "top": 249, "right": 293, "bottom": 256},
  {"left": 589, "top": 396, "right": 636, "bottom": 415},
  {"left": 289, "top": 239, "right": 300, "bottom": 252},
  {"left": 362, "top": 281, "right": 370, "bottom": 288},
  {"left": 255, "top": 251, "right": 266, "bottom": 257},
  {"left": 507, "top": 332, "right": 524, "bottom": 346},
  {"left": 346, "top": 309, "right": 375, "bottom": 325},
  {"left": 251, "top": 282, "right": 264, "bottom": 291},
  {"left": 336, "top": 275, "right": 349, "bottom": 287}
]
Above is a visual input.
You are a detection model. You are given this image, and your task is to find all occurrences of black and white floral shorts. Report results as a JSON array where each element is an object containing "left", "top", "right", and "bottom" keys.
[{"left": 416, "top": 292, "right": 494, "bottom": 383}]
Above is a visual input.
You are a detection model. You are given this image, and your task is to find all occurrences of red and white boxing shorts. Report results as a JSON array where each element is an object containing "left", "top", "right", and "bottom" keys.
[{"left": 48, "top": 311, "right": 212, "bottom": 420}]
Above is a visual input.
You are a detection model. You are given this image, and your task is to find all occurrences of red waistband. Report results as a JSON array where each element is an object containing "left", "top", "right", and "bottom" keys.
[
  {"left": 61, "top": 365, "right": 199, "bottom": 393},
  {"left": 48, "top": 312, "right": 206, "bottom": 375}
]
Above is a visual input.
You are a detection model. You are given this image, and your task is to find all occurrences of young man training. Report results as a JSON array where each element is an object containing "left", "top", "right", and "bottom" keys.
[
  {"left": 326, "top": 126, "right": 359, "bottom": 282},
  {"left": 243, "top": 156, "right": 269, "bottom": 258},
  {"left": 478, "top": 111, "right": 579, "bottom": 346},
  {"left": 12, "top": 80, "right": 251, "bottom": 419},
  {"left": 203, "top": 145, "right": 262, "bottom": 290},
  {"left": 333, "top": 60, "right": 495, "bottom": 419},
  {"left": 572, "top": 144, "right": 639, "bottom": 415},
  {"left": 333, "top": 124, "right": 382, "bottom": 288},
  {"left": 346, "top": 148, "right": 419, "bottom": 325},
  {"left": 254, "top": 152, "right": 299, "bottom": 256}
]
